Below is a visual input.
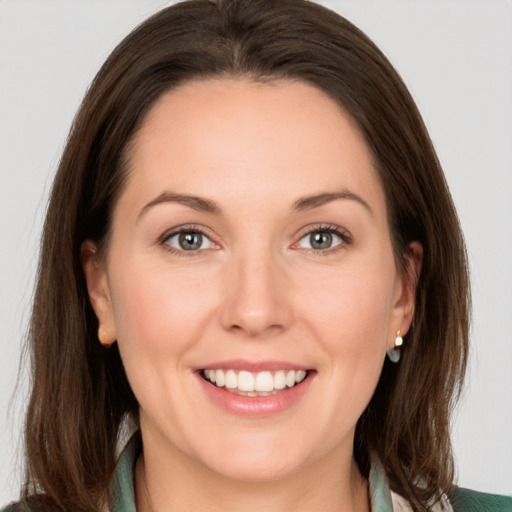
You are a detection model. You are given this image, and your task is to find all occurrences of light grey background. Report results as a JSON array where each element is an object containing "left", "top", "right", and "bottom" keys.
[{"left": 1, "top": 0, "right": 511, "bottom": 504}]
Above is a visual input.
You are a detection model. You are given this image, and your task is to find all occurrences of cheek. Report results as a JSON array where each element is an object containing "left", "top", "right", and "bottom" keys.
[
  {"left": 108, "top": 259, "right": 218, "bottom": 364},
  {"left": 107, "top": 260, "right": 222, "bottom": 430},
  {"left": 302, "top": 266, "right": 395, "bottom": 346},
  {"left": 296, "top": 252, "right": 398, "bottom": 400}
]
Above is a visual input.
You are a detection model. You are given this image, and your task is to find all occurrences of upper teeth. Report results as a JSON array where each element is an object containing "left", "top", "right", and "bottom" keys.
[{"left": 203, "top": 369, "right": 307, "bottom": 393}]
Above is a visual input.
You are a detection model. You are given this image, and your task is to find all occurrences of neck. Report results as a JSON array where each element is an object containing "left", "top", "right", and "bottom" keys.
[{"left": 135, "top": 436, "right": 370, "bottom": 512}]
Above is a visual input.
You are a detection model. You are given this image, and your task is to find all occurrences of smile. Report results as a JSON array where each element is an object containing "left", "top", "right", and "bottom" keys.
[{"left": 202, "top": 369, "right": 308, "bottom": 396}]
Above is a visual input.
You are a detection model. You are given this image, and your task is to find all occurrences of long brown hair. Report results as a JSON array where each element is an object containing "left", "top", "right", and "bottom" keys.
[{"left": 22, "top": 0, "right": 469, "bottom": 510}]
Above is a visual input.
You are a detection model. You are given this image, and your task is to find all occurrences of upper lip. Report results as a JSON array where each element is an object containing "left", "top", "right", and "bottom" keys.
[{"left": 194, "top": 359, "right": 312, "bottom": 372}]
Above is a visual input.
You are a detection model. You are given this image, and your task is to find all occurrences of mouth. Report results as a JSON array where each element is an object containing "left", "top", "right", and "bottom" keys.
[{"left": 201, "top": 368, "right": 310, "bottom": 397}]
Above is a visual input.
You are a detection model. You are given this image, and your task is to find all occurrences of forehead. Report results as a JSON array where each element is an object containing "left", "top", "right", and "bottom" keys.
[{"left": 120, "top": 78, "right": 386, "bottom": 221}]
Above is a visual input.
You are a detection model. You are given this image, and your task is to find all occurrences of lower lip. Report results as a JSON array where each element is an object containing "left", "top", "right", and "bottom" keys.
[{"left": 197, "top": 373, "right": 314, "bottom": 417}]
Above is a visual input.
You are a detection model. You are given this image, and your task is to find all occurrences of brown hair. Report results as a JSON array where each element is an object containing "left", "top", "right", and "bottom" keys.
[{"left": 22, "top": 0, "right": 469, "bottom": 510}]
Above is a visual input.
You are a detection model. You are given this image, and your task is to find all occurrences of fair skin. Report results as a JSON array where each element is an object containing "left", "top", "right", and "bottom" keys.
[{"left": 83, "top": 78, "right": 421, "bottom": 512}]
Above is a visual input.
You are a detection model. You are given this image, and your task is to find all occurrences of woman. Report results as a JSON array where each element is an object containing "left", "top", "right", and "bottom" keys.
[{"left": 2, "top": 0, "right": 510, "bottom": 511}]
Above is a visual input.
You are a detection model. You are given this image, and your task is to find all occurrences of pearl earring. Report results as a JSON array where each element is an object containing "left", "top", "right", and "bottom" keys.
[{"left": 386, "top": 330, "right": 403, "bottom": 363}]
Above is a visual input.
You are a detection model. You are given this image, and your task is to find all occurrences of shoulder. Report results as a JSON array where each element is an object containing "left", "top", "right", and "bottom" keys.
[{"left": 449, "top": 487, "right": 512, "bottom": 512}]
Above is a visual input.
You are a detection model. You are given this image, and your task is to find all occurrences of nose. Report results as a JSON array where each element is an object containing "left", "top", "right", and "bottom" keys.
[{"left": 219, "top": 249, "right": 292, "bottom": 338}]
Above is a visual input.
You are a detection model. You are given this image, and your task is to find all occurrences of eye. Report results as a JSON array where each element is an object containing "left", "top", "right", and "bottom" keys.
[
  {"left": 163, "top": 230, "right": 216, "bottom": 252},
  {"left": 295, "top": 226, "right": 350, "bottom": 251}
]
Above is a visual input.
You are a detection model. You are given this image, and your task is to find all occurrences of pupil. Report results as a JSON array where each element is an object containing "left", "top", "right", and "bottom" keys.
[
  {"left": 179, "top": 232, "right": 202, "bottom": 250},
  {"left": 311, "top": 231, "right": 332, "bottom": 250}
]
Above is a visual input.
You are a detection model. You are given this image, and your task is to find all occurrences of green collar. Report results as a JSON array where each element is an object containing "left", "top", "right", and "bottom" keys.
[{"left": 110, "top": 436, "right": 138, "bottom": 512}]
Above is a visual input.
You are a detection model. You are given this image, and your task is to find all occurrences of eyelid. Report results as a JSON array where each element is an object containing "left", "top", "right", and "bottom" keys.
[
  {"left": 291, "top": 224, "right": 352, "bottom": 252},
  {"left": 159, "top": 224, "right": 220, "bottom": 254}
]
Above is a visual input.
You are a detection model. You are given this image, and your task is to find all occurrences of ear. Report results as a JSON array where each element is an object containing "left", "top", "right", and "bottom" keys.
[
  {"left": 81, "top": 240, "right": 117, "bottom": 346},
  {"left": 388, "top": 241, "right": 423, "bottom": 348}
]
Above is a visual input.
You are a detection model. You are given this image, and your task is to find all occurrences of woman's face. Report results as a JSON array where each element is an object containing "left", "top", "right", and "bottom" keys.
[{"left": 84, "top": 78, "right": 416, "bottom": 482}]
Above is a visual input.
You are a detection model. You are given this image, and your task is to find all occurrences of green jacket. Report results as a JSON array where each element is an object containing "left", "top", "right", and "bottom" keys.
[{"left": 448, "top": 488, "right": 512, "bottom": 512}]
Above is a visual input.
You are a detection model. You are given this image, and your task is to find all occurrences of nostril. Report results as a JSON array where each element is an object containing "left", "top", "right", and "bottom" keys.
[{"left": 226, "top": 321, "right": 284, "bottom": 338}]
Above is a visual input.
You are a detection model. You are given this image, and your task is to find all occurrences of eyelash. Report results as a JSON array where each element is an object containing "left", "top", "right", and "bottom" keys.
[
  {"left": 159, "top": 224, "right": 215, "bottom": 257},
  {"left": 159, "top": 223, "right": 352, "bottom": 256},
  {"left": 294, "top": 224, "right": 352, "bottom": 255}
]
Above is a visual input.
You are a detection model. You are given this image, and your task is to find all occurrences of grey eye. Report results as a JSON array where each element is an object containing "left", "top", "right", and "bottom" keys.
[
  {"left": 296, "top": 229, "right": 345, "bottom": 251},
  {"left": 165, "top": 231, "right": 212, "bottom": 251},
  {"left": 309, "top": 231, "right": 333, "bottom": 250},
  {"left": 178, "top": 232, "right": 203, "bottom": 250}
]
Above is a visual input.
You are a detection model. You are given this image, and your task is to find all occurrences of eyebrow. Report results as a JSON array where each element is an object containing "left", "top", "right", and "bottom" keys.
[
  {"left": 138, "top": 188, "right": 372, "bottom": 219},
  {"left": 139, "top": 192, "right": 221, "bottom": 218},
  {"left": 291, "top": 190, "right": 373, "bottom": 215}
]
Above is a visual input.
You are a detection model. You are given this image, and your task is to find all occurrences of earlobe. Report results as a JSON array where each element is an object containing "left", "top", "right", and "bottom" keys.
[{"left": 81, "top": 240, "right": 116, "bottom": 346}]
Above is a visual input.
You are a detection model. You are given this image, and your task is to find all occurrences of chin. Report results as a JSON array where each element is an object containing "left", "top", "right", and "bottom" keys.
[
  {"left": 188, "top": 429, "right": 328, "bottom": 484},
  {"left": 203, "top": 452, "right": 304, "bottom": 483}
]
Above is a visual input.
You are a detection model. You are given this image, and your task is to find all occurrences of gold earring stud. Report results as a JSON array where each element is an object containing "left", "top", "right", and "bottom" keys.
[
  {"left": 387, "top": 330, "right": 403, "bottom": 363},
  {"left": 394, "top": 330, "right": 403, "bottom": 348}
]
